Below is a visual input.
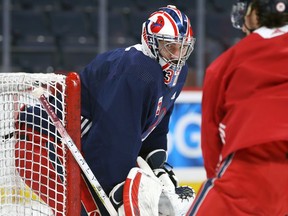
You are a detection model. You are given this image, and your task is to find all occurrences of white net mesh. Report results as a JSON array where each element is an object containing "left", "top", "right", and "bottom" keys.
[{"left": 0, "top": 73, "right": 69, "bottom": 216}]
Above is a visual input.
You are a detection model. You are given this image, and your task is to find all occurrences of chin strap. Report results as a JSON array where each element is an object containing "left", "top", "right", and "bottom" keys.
[{"left": 244, "top": 23, "right": 257, "bottom": 34}]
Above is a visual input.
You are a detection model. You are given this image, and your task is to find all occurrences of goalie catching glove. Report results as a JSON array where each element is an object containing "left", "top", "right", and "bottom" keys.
[{"left": 145, "top": 149, "right": 196, "bottom": 216}]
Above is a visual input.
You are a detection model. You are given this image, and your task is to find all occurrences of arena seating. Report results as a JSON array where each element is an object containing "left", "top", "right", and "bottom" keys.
[{"left": 1, "top": 0, "right": 243, "bottom": 78}]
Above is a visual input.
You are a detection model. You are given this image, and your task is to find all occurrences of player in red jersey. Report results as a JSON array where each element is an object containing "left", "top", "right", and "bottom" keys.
[{"left": 187, "top": 0, "right": 288, "bottom": 215}]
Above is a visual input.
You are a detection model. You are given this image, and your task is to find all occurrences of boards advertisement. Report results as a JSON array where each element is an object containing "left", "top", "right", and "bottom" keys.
[{"left": 167, "top": 91, "right": 205, "bottom": 191}]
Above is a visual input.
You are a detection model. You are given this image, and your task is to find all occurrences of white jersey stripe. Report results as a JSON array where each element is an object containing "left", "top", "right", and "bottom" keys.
[{"left": 81, "top": 116, "right": 92, "bottom": 138}]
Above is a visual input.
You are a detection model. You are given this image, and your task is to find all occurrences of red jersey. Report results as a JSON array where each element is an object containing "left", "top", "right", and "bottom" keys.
[{"left": 201, "top": 25, "right": 288, "bottom": 178}]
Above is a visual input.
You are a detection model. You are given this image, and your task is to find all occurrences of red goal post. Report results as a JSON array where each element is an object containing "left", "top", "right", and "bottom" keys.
[{"left": 0, "top": 72, "right": 81, "bottom": 216}]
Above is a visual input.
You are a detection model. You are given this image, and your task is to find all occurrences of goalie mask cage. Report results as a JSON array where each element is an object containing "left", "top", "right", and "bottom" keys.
[{"left": 0, "top": 72, "right": 81, "bottom": 216}]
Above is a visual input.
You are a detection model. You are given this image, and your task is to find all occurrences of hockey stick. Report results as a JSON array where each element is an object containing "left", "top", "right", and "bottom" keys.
[
  {"left": 32, "top": 88, "right": 118, "bottom": 216},
  {"left": 1, "top": 132, "right": 14, "bottom": 139}
]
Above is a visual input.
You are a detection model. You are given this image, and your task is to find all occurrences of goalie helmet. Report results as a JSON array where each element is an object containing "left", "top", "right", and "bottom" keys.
[
  {"left": 231, "top": 0, "right": 288, "bottom": 29},
  {"left": 141, "top": 5, "right": 196, "bottom": 88}
]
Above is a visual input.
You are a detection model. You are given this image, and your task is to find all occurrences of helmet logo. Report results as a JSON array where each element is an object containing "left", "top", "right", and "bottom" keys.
[
  {"left": 276, "top": 2, "right": 286, "bottom": 12},
  {"left": 150, "top": 16, "right": 165, "bottom": 33}
]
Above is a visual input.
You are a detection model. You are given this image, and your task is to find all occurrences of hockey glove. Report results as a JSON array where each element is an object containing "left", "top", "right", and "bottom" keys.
[
  {"left": 155, "top": 168, "right": 196, "bottom": 216},
  {"left": 146, "top": 149, "right": 196, "bottom": 216},
  {"left": 146, "top": 149, "right": 179, "bottom": 187},
  {"left": 109, "top": 181, "right": 124, "bottom": 211}
]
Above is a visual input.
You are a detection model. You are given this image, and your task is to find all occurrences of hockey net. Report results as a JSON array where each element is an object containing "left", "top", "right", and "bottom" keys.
[{"left": 0, "top": 72, "right": 81, "bottom": 216}]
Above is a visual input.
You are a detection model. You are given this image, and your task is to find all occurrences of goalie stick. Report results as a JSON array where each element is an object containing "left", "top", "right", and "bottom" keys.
[
  {"left": 32, "top": 88, "right": 118, "bottom": 216},
  {"left": 1, "top": 132, "right": 14, "bottom": 139}
]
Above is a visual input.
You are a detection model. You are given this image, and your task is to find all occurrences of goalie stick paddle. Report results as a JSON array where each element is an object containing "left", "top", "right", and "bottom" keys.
[
  {"left": 1, "top": 132, "right": 14, "bottom": 139},
  {"left": 32, "top": 88, "right": 118, "bottom": 216}
]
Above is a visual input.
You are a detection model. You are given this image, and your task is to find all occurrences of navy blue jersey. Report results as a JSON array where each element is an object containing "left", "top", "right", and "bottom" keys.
[
  {"left": 16, "top": 44, "right": 188, "bottom": 215},
  {"left": 80, "top": 44, "right": 188, "bottom": 214}
]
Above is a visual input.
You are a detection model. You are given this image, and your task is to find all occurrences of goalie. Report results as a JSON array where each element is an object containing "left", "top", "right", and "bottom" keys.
[
  {"left": 15, "top": 4, "right": 196, "bottom": 216},
  {"left": 78, "top": 4, "right": 196, "bottom": 216}
]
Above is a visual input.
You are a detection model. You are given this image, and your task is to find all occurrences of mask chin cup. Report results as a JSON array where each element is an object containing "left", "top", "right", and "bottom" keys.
[
  {"left": 231, "top": 1, "right": 250, "bottom": 29},
  {"left": 159, "top": 57, "right": 182, "bottom": 88}
]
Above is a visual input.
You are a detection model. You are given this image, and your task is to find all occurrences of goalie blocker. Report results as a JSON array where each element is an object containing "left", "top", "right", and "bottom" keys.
[{"left": 109, "top": 150, "right": 196, "bottom": 216}]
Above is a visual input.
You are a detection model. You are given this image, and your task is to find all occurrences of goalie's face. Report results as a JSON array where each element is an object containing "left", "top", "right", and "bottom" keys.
[
  {"left": 154, "top": 36, "right": 195, "bottom": 88},
  {"left": 158, "top": 39, "right": 194, "bottom": 66}
]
